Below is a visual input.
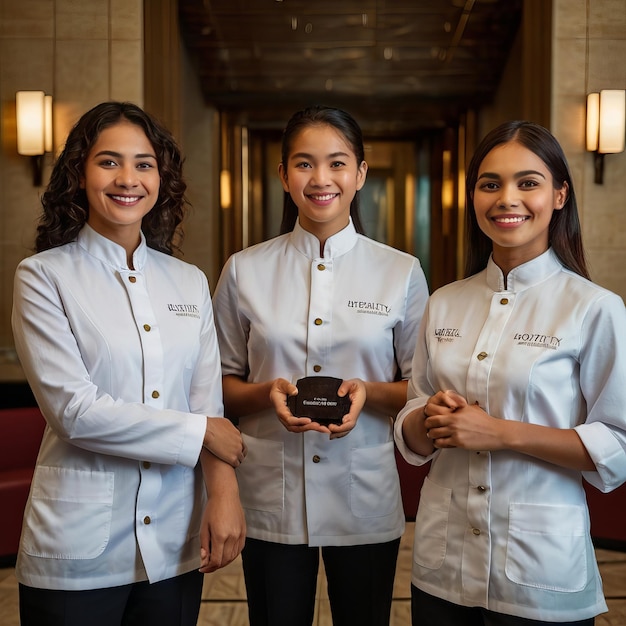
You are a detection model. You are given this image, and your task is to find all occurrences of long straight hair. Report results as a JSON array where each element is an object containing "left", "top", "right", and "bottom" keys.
[
  {"left": 278, "top": 105, "right": 366, "bottom": 235},
  {"left": 464, "top": 120, "right": 589, "bottom": 279}
]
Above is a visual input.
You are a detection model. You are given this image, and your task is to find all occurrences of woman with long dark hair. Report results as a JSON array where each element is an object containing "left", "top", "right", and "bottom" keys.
[
  {"left": 395, "top": 120, "right": 626, "bottom": 625},
  {"left": 213, "top": 105, "right": 429, "bottom": 626}
]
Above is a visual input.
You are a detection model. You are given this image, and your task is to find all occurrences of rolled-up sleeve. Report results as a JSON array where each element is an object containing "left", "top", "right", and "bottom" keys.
[{"left": 575, "top": 292, "right": 626, "bottom": 492}]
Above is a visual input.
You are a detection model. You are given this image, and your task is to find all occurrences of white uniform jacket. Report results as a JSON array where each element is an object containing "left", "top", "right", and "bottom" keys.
[
  {"left": 11, "top": 225, "right": 219, "bottom": 591},
  {"left": 394, "top": 248, "right": 626, "bottom": 622},
  {"left": 213, "top": 220, "right": 429, "bottom": 547}
]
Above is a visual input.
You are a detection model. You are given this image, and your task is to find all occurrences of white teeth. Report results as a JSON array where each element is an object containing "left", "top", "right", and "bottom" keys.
[
  {"left": 311, "top": 194, "right": 336, "bottom": 201},
  {"left": 495, "top": 216, "right": 527, "bottom": 223},
  {"left": 111, "top": 195, "right": 140, "bottom": 204}
]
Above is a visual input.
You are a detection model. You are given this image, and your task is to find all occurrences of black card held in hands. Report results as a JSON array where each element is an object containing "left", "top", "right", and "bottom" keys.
[{"left": 287, "top": 376, "right": 351, "bottom": 425}]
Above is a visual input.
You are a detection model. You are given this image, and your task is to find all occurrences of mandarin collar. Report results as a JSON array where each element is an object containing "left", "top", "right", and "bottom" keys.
[
  {"left": 77, "top": 224, "right": 148, "bottom": 271},
  {"left": 289, "top": 218, "right": 358, "bottom": 260},
  {"left": 486, "top": 248, "right": 562, "bottom": 293}
]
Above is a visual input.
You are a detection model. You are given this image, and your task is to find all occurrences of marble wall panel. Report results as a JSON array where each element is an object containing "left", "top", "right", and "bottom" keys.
[
  {"left": 111, "top": 0, "right": 143, "bottom": 40},
  {"left": 0, "top": 0, "right": 54, "bottom": 38},
  {"left": 110, "top": 40, "right": 143, "bottom": 104},
  {"left": 55, "top": 0, "right": 109, "bottom": 40}
]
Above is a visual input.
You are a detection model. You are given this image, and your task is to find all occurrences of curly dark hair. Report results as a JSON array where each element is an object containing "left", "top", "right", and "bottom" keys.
[
  {"left": 464, "top": 120, "right": 589, "bottom": 280},
  {"left": 279, "top": 105, "right": 366, "bottom": 235},
  {"left": 35, "top": 101, "right": 188, "bottom": 255}
]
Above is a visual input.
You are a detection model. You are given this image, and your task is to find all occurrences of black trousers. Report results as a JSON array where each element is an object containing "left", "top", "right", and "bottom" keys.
[
  {"left": 411, "top": 586, "right": 595, "bottom": 626},
  {"left": 242, "top": 537, "right": 401, "bottom": 626},
  {"left": 19, "top": 569, "right": 204, "bottom": 626}
]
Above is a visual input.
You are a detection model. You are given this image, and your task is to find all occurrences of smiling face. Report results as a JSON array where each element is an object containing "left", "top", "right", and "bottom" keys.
[
  {"left": 82, "top": 120, "right": 160, "bottom": 254},
  {"left": 278, "top": 123, "right": 367, "bottom": 243},
  {"left": 472, "top": 140, "right": 568, "bottom": 273}
]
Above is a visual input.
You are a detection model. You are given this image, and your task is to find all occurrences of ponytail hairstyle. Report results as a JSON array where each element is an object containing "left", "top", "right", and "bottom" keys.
[{"left": 279, "top": 105, "right": 366, "bottom": 235}]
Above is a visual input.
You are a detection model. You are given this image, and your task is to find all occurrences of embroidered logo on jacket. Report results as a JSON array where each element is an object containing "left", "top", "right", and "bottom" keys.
[
  {"left": 513, "top": 333, "right": 561, "bottom": 350},
  {"left": 167, "top": 303, "right": 200, "bottom": 318},
  {"left": 434, "top": 328, "right": 461, "bottom": 342},
  {"left": 347, "top": 300, "right": 391, "bottom": 316}
]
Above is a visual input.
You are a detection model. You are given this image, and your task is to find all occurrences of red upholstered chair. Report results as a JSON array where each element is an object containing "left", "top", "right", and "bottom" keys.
[
  {"left": 584, "top": 481, "right": 626, "bottom": 549},
  {"left": 0, "top": 406, "right": 45, "bottom": 559},
  {"left": 395, "top": 447, "right": 430, "bottom": 521}
]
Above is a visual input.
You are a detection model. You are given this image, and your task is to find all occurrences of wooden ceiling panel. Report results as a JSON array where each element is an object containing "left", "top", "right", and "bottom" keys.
[{"left": 178, "top": 0, "right": 523, "bottom": 132}]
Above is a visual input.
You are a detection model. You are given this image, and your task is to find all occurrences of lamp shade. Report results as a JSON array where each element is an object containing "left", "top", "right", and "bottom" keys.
[
  {"left": 598, "top": 89, "right": 625, "bottom": 154},
  {"left": 16, "top": 91, "right": 47, "bottom": 156}
]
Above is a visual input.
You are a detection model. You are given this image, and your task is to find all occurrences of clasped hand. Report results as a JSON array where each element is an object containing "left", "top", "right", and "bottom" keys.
[
  {"left": 270, "top": 377, "right": 366, "bottom": 439},
  {"left": 204, "top": 417, "right": 247, "bottom": 467},
  {"left": 423, "top": 390, "right": 504, "bottom": 451}
]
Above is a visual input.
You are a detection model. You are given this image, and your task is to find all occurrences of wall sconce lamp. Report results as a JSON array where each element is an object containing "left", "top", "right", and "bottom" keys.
[
  {"left": 16, "top": 90, "right": 53, "bottom": 186},
  {"left": 586, "top": 89, "right": 625, "bottom": 184}
]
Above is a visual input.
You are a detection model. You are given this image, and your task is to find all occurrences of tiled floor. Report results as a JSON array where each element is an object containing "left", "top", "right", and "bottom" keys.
[{"left": 1, "top": 523, "right": 625, "bottom": 625}]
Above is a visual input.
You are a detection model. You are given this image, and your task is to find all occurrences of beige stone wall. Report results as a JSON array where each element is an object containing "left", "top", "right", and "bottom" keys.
[
  {"left": 552, "top": 0, "right": 626, "bottom": 297},
  {"left": 0, "top": 0, "right": 143, "bottom": 380}
]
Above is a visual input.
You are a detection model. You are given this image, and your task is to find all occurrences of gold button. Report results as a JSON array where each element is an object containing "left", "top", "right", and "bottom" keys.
[
  {"left": 143, "top": 461, "right": 151, "bottom": 469},
  {"left": 472, "top": 527, "right": 481, "bottom": 536},
  {"left": 477, "top": 352, "right": 488, "bottom": 361},
  {"left": 500, "top": 298, "right": 509, "bottom": 305},
  {"left": 144, "top": 516, "right": 151, "bottom": 525},
  {"left": 313, "top": 365, "right": 322, "bottom": 373},
  {"left": 151, "top": 390, "right": 160, "bottom": 399},
  {"left": 314, "top": 318, "right": 323, "bottom": 326},
  {"left": 317, "top": 263, "right": 326, "bottom": 271},
  {"left": 128, "top": 276, "right": 137, "bottom": 283},
  {"left": 143, "top": 324, "right": 151, "bottom": 332},
  {"left": 312, "top": 455, "right": 321, "bottom": 463}
]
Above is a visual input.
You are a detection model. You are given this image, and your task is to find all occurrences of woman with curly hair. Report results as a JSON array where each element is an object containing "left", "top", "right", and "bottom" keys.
[{"left": 12, "top": 101, "right": 246, "bottom": 626}]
